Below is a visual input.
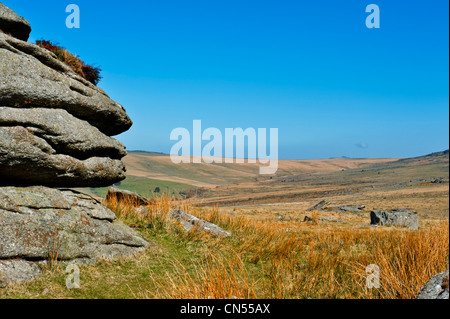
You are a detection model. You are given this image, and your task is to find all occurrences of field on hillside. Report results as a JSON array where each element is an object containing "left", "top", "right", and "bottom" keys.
[
  {"left": 192, "top": 150, "right": 450, "bottom": 219},
  {"left": 122, "top": 151, "right": 399, "bottom": 187},
  {"left": 76, "top": 151, "right": 401, "bottom": 201}
]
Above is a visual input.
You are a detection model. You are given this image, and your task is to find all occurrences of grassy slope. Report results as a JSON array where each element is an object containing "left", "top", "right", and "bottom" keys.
[{"left": 1, "top": 195, "right": 448, "bottom": 299}]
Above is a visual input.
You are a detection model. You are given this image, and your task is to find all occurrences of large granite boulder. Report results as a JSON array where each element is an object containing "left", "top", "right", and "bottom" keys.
[
  {"left": 0, "top": 186, "right": 149, "bottom": 286},
  {"left": 0, "top": 2, "right": 31, "bottom": 41},
  {"left": 370, "top": 209, "right": 419, "bottom": 230},
  {"left": 417, "top": 269, "right": 449, "bottom": 299}
]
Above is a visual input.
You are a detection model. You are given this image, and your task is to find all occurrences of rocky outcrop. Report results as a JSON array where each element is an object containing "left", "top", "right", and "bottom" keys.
[
  {"left": 417, "top": 269, "right": 449, "bottom": 299},
  {"left": 0, "top": 4, "right": 149, "bottom": 287},
  {"left": 170, "top": 209, "right": 231, "bottom": 237},
  {"left": 0, "top": 2, "right": 31, "bottom": 41},
  {"left": 0, "top": 186, "right": 149, "bottom": 285},
  {"left": 370, "top": 209, "right": 419, "bottom": 230},
  {"left": 0, "top": 25, "right": 131, "bottom": 187}
]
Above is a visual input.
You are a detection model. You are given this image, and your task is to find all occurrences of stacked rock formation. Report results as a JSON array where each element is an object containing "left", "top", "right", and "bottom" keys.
[
  {"left": 0, "top": 3, "right": 148, "bottom": 286},
  {"left": 0, "top": 24, "right": 131, "bottom": 186}
]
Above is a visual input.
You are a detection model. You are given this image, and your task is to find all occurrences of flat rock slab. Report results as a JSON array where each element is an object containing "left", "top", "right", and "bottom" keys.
[
  {"left": 0, "top": 107, "right": 127, "bottom": 160},
  {"left": 306, "top": 200, "right": 366, "bottom": 213},
  {"left": 370, "top": 209, "right": 419, "bottom": 230},
  {"left": 0, "top": 186, "right": 149, "bottom": 286},
  {"left": 306, "top": 199, "right": 331, "bottom": 212},
  {"left": 330, "top": 205, "right": 366, "bottom": 213},
  {"left": 169, "top": 209, "right": 231, "bottom": 237},
  {"left": 417, "top": 269, "right": 449, "bottom": 299}
]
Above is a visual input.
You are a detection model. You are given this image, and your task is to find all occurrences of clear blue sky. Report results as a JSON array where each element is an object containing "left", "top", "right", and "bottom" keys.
[{"left": 4, "top": 0, "right": 449, "bottom": 159}]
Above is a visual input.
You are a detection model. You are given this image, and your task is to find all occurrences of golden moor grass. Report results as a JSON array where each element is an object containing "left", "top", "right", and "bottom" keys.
[
  {"left": 145, "top": 252, "right": 257, "bottom": 299},
  {"left": 104, "top": 195, "right": 449, "bottom": 299}
]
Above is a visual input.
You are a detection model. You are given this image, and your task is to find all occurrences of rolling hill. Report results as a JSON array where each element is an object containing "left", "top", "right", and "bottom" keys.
[{"left": 122, "top": 151, "right": 399, "bottom": 187}]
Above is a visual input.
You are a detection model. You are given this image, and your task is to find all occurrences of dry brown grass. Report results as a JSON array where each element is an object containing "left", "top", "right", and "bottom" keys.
[
  {"left": 103, "top": 194, "right": 449, "bottom": 299},
  {"left": 146, "top": 252, "right": 257, "bottom": 299}
]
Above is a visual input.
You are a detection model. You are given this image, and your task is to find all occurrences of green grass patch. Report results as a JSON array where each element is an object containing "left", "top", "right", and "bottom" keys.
[{"left": 75, "top": 176, "right": 196, "bottom": 199}]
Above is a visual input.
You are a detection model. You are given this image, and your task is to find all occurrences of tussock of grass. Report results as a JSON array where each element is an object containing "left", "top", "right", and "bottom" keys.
[{"left": 35, "top": 39, "right": 102, "bottom": 85}]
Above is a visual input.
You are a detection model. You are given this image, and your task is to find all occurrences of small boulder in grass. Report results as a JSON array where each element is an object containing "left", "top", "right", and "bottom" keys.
[
  {"left": 169, "top": 209, "right": 231, "bottom": 237},
  {"left": 106, "top": 186, "right": 150, "bottom": 206}
]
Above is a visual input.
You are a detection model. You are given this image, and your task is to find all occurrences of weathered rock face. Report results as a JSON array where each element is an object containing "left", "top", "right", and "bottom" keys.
[
  {"left": 169, "top": 209, "right": 231, "bottom": 237},
  {"left": 0, "top": 2, "right": 31, "bottom": 41},
  {"left": 0, "top": 105, "right": 128, "bottom": 187},
  {"left": 0, "top": 186, "right": 149, "bottom": 285},
  {"left": 0, "top": 126, "right": 127, "bottom": 187},
  {"left": 0, "top": 260, "right": 42, "bottom": 288},
  {"left": 370, "top": 209, "right": 419, "bottom": 230},
  {"left": 0, "top": 107, "right": 127, "bottom": 159},
  {"left": 417, "top": 269, "right": 449, "bottom": 299}
]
